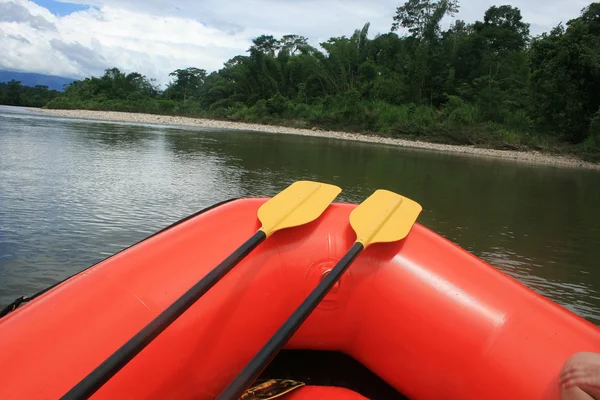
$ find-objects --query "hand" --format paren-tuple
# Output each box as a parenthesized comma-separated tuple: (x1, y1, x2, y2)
(560, 360, 600, 390)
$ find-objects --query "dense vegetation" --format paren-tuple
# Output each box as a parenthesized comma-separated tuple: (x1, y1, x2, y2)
(45, 1, 600, 159)
(0, 80, 61, 108)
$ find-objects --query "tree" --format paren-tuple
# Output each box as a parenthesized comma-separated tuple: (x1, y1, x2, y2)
(463, 6, 531, 121)
(319, 23, 371, 94)
(248, 35, 280, 55)
(7, 80, 22, 105)
(580, 2, 600, 35)
(279, 35, 310, 55)
(167, 67, 207, 102)
(125, 72, 159, 97)
(0, 80, 60, 107)
(475, 5, 530, 52)
(530, 3, 600, 142)
(392, 0, 459, 39)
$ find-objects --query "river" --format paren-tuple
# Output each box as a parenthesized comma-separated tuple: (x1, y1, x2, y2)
(1, 105, 600, 324)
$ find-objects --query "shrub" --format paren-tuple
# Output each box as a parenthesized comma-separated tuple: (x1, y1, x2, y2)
(443, 95, 480, 125)
(409, 104, 437, 128)
(266, 93, 288, 115)
(580, 108, 600, 161)
(373, 103, 408, 133)
(504, 109, 533, 132)
(589, 107, 600, 138)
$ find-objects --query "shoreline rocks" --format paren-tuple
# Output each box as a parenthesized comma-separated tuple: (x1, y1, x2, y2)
(36, 108, 600, 170)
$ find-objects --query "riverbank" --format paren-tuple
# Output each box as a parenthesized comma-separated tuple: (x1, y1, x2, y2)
(37, 109, 599, 170)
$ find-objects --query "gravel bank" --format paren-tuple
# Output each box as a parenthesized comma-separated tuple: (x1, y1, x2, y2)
(38, 109, 599, 170)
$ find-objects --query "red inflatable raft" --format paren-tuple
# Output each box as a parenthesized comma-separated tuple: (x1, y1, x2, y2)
(1, 198, 599, 399)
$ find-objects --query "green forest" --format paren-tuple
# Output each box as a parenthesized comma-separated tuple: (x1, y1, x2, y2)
(4, 1, 600, 159)
(0, 80, 61, 108)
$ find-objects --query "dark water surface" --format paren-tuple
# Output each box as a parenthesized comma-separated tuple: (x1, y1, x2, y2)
(1, 105, 600, 323)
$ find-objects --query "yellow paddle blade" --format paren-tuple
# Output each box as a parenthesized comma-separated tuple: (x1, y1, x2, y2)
(350, 189, 422, 248)
(258, 181, 341, 237)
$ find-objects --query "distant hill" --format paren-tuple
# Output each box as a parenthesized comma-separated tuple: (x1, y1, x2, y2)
(0, 71, 75, 91)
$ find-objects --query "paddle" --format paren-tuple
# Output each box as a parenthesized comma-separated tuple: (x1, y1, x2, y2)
(62, 180, 341, 400)
(216, 189, 422, 400)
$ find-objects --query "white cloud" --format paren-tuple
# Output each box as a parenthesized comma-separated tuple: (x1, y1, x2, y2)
(0, 0, 252, 85)
(0, 1, 56, 30)
(0, 0, 594, 86)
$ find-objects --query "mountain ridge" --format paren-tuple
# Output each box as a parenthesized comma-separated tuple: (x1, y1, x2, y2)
(0, 70, 75, 91)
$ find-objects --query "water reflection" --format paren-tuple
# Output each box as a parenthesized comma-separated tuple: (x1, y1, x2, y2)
(1, 106, 600, 325)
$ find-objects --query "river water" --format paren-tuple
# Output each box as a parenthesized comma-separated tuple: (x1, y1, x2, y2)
(1, 105, 600, 324)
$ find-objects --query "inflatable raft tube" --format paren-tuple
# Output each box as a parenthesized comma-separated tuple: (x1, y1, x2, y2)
(0, 198, 599, 399)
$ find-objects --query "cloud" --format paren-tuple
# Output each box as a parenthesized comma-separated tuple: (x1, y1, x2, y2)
(67, 0, 593, 39)
(50, 39, 108, 73)
(0, 0, 55, 30)
(0, 0, 250, 84)
(4, 32, 32, 44)
(0, 0, 594, 86)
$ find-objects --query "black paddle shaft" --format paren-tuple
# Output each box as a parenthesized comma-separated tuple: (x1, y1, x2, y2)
(217, 241, 364, 400)
(62, 230, 267, 400)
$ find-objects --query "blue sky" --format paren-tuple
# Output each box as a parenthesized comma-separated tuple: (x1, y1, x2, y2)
(0, 0, 595, 85)
(30, 0, 90, 16)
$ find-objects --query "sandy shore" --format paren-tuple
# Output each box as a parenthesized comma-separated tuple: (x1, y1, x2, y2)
(37, 109, 599, 170)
